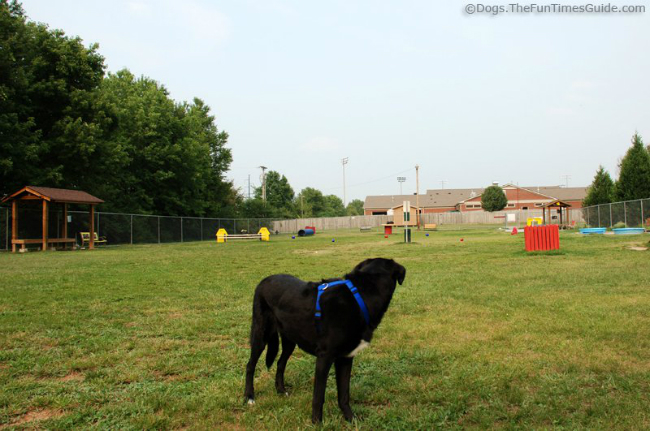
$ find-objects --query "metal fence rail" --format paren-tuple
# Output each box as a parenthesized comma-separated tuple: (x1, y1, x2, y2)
(0, 206, 280, 251)
(582, 198, 650, 228)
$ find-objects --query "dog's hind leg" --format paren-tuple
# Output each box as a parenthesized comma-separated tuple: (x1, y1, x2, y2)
(244, 294, 267, 405)
(335, 357, 355, 421)
(275, 336, 296, 395)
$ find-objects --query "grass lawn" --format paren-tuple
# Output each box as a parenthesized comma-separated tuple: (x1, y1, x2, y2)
(1, 228, 650, 429)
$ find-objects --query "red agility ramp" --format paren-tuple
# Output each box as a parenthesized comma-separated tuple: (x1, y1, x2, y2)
(524, 225, 560, 251)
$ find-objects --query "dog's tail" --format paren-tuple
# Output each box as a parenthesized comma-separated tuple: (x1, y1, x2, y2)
(251, 288, 280, 370)
(265, 330, 279, 369)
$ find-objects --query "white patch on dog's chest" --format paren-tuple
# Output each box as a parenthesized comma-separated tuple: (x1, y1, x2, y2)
(346, 340, 370, 358)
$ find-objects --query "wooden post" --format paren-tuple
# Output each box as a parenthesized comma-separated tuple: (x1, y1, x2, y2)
(42, 200, 48, 251)
(89, 205, 95, 250)
(63, 203, 68, 250)
(11, 200, 17, 253)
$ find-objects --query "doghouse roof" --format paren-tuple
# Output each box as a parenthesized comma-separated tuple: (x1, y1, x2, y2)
(1, 186, 104, 205)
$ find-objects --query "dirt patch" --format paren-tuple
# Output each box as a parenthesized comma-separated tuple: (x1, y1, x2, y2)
(60, 372, 84, 382)
(0, 409, 64, 429)
(628, 246, 648, 251)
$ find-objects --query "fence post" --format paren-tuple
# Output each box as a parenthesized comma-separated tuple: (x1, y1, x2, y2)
(181, 217, 184, 242)
(130, 215, 133, 245)
(641, 199, 645, 227)
(158, 217, 161, 244)
(609, 203, 613, 227)
(5, 207, 8, 251)
(201, 218, 204, 241)
(624, 201, 627, 227)
(586, 207, 589, 226)
(597, 205, 601, 227)
(98, 212, 100, 236)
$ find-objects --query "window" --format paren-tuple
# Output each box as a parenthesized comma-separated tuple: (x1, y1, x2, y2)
(534, 203, 544, 207)
(507, 203, 515, 208)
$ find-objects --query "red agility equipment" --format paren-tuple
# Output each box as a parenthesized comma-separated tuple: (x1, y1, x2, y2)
(524, 225, 560, 251)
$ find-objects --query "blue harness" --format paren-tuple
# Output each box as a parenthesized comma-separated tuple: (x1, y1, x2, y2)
(315, 280, 370, 330)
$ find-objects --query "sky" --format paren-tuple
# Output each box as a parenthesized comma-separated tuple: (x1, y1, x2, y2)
(20, 0, 650, 203)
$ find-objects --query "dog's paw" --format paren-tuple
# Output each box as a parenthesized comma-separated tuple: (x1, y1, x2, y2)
(245, 398, 255, 406)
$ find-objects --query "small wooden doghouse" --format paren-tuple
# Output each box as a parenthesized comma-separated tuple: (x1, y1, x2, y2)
(391, 204, 420, 227)
(541, 199, 572, 226)
(1, 186, 104, 252)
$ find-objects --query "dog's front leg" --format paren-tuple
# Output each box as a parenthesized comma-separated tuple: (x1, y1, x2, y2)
(311, 356, 334, 423)
(335, 357, 354, 421)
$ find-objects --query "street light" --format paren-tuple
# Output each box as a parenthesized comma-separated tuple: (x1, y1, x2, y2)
(342, 158, 349, 206)
(397, 177, 406, 195)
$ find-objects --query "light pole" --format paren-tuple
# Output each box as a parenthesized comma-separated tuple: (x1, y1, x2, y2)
(342, 157, 349, 206)
(397, 177, 406, 195)
(259, 166, 267, 204)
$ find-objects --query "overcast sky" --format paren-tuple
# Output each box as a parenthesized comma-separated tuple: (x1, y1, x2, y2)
(21, 0, 650, 202)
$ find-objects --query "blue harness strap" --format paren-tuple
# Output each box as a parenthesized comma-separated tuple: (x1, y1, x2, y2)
(315, 280, 370, 331)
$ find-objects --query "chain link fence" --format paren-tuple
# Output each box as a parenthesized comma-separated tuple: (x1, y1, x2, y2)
(0, 206, 279, 251)
(582, 198, 650, 228)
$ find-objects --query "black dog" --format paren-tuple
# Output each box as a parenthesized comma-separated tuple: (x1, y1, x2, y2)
(243, 258, 406, 423)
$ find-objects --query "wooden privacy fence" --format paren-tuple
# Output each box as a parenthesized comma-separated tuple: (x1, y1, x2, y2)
(272, 210, 585, 233)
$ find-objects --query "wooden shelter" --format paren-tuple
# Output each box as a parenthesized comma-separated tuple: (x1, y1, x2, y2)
(1, 186, 104, 252)
(541, 199, 572, 226)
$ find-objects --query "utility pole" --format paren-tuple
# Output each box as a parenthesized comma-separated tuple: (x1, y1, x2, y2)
(259, 166, 267, 204)
(416, 165, 420, 230)
(440, 180, 447, 190)
(342, 157, 349, 206)
(397, 177, 406, 195)
(247, 174, 251, 199)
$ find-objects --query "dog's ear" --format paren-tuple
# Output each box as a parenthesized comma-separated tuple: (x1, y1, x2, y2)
(351, 259, 373, 274)
(394, 262, 406, 285)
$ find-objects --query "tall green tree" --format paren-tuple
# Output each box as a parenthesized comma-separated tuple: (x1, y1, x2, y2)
(481, 185, 508, 212)
(0, 0, 106, 196)
(322, 195, 346, 217)
(297, 187, 325, 217)
(616, 133, 650, 201)
(583, 166, 615, 207)
(346, 199, 365, 216)
(254, 170, 295, 217)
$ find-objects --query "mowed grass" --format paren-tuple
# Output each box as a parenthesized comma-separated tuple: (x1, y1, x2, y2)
(1, 228, 650, 429)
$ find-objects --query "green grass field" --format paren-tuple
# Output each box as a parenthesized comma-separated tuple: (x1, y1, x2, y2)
(1, 228, 650, 429)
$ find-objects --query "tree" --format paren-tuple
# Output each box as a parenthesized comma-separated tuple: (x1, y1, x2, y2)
(346, 199, 365, 216)
(0, 0, 106, 196)
(616, 133, 650, 201)
(481, 185, 508, 212)
(322, 195, 346, 217)
(254, 170, 295, 217)
(297, 187, 325, 217)
(583, 166, 615, 207)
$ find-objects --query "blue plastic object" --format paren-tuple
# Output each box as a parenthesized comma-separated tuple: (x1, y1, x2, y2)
(613, 228, 645, 235)
(298, 229, 315, 237)
(580, 228, 606, 234)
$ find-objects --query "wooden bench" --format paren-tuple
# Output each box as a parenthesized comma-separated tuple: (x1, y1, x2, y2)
(424, 223, 437, 230)
(12, 238, 76, 252)
(79, 232, 107, 248)
(360, 226, 372, 232)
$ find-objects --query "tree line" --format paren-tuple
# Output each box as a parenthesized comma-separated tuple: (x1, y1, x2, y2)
(1, 1, 357, 220)
(241, 170, 365, 218)
(583, 133, 650, 206)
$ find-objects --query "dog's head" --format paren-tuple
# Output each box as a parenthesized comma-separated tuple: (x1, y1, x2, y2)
(350, 258, 406, 285)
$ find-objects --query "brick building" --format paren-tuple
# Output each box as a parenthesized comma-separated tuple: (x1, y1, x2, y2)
(364, 184, 587, 215)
